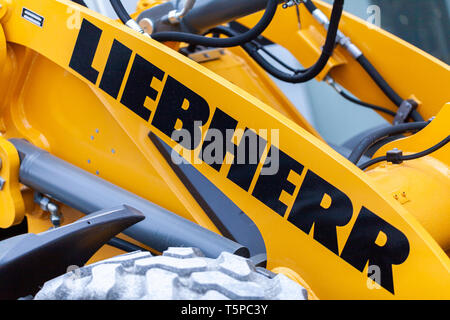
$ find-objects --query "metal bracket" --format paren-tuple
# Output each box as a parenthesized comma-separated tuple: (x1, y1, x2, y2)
(282, 0, 302, 9)
(386, 148, 404, 164)
(188, 47, 225, 63)
(393, 99, 418, 125)
(34, 192, 62, 228)
(0, 137, 26, 228)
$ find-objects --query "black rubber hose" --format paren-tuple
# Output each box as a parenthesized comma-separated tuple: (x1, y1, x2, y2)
(256, 43, 304, 73)
(303, 0, 422, 122)
(255, 0, 344, 83)
(303, 1, 405, 104)
(359, 135, 450, 170)
(338, 90, 396, 117)
(151, 0, 279, 48)
(348, 121, 429, 164)
(303, 0, 318, 13)
(356, 55, 422, 121)
(357, 53, 424, 122)
(209, 0, 344, 83)
(213, 25, 396, 117)
(208, 26, 307, 74)
(356, 55, 402, 106)
(110, 0, 133, 24)
(72, 0, 87, 7)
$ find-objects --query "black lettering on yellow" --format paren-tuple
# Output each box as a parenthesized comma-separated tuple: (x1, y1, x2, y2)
(69, 20, 411, 295)
(227, 129, 267, 191)
(121, 54, 164, 121)
(152, 76, 210, 150)
(69, 19, 102, 84)
(100, 39, 132, 99)
(253, 147, 304, 216)
(288, 170, 353, 255)
(340, 207, 410, 294)
(201, 108, 238, 171)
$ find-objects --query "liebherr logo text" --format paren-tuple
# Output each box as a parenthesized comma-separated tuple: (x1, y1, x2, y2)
(69, 19, 410, 294)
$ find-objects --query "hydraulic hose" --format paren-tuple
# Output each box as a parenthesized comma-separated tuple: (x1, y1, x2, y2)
(151, 0, 279, 48)
(324, 76, 397, 117)
(209, 0, 344, 83)
(348, 121, 429, 165)
(214, 26, 396, 117)
(71, 0, 87, 7)
(303, 0, 317, 12)
(359, 135, 450, 170)
(356, 55, 402, 107)
(338, 90, 397, 117)
(109, 0, 146, 34)
(257, 0, 344, 83)
(113, 0, 343, 83)
(357, 55, 423, 122)
(209, 26, 306, 75)
(109, 0, 132, 24)
(302, 0, 422, 122)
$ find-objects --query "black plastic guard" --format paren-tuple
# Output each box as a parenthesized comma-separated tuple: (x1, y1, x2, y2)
(0, 205, 144, 299)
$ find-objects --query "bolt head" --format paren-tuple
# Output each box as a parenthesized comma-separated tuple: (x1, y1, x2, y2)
(139, 18, 154, 35)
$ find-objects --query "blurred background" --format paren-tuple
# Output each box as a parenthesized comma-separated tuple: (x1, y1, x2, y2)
(84, 0, 450, 146)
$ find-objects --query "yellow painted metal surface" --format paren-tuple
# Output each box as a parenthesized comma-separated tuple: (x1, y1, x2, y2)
(198, 48, 322, 138)
(367, 104, 450, 252)
(0, 0, 447, 299)
(0, 137, 25, 228)
(368, 158, 450, 252)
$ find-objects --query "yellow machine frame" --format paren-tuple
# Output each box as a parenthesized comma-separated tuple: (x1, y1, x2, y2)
(0, 0, 448, 299)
